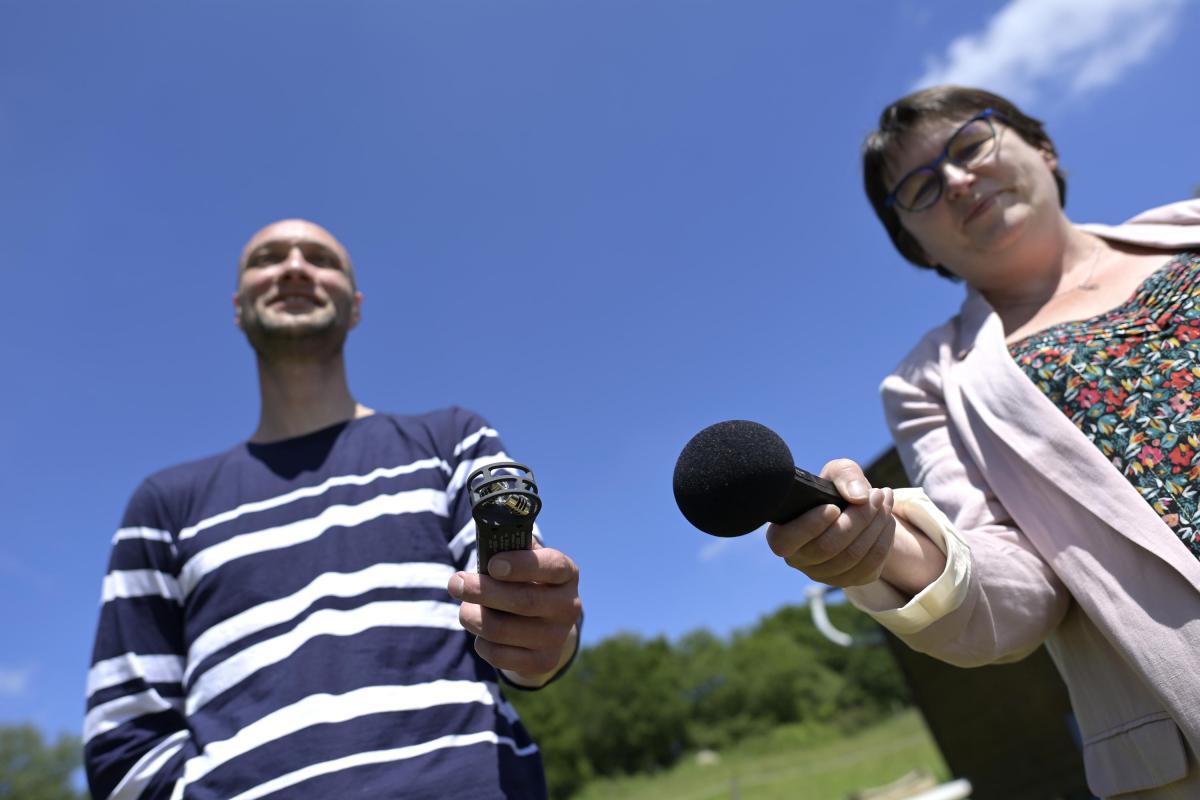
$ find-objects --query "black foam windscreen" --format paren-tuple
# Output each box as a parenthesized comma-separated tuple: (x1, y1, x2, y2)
(672, 420, 797, 537)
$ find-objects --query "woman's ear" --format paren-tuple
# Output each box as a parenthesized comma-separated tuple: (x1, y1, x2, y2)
(1040, 145, 1059, 172)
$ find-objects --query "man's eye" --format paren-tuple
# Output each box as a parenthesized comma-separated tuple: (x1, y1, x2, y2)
(247, 248, 282, 267)
(303, 247, 340, 269)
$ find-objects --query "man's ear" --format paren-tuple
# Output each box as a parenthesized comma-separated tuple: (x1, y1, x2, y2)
(233, 292, 244, 330)
(350, 292, 363, 329)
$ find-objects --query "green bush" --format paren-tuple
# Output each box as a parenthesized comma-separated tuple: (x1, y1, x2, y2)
(509, 599, 911, 798)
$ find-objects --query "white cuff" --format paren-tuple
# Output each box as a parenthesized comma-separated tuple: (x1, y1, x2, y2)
(843, 488, 971, 635)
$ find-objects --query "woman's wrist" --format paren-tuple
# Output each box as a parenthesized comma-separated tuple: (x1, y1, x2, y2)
(879, 514, 948, 599)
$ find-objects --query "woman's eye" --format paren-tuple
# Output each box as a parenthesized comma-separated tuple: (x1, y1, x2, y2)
(898, 172, 939, 208)
(954, 140, 984, 162)
(912, 179, 939, 206)
(950, 126, 993, 164)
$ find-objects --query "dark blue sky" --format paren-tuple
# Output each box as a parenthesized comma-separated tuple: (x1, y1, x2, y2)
(3, 0, 1198, 738)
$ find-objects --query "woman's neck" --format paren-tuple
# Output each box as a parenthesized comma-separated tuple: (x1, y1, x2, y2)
(979, 224, 1096, 314)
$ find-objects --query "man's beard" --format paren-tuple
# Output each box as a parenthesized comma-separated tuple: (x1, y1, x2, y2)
(241, 310, 349, 363)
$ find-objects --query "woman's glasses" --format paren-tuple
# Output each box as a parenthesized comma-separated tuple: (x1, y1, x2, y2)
(885, 108, 1001, 213)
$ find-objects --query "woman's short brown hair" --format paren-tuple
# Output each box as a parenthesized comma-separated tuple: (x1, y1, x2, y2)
(862, 85, 1067, 280)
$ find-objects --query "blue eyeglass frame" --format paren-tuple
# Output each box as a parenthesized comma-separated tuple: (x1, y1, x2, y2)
(884, 107, 1002, 212)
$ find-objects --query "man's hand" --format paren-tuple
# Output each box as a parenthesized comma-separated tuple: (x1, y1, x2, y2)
(766, 458, 897, 588)
(448, 543, 582, 687)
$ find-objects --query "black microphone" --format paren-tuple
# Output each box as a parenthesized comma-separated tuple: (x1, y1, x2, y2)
(468, 462, 541, 576)
(672, 420, 847, 537)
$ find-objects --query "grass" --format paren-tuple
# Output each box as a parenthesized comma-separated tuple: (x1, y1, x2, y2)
(569, 710, 950, 800)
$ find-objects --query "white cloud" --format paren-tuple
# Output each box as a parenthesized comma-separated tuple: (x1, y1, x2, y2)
(696, 527, 767, 562)
(0, 667, 32, 696)
(914, 0, 1184, 105)
(697, 536, 735, 562)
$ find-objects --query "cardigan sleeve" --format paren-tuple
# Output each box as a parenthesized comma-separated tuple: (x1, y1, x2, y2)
(844, 340, 1072, 667)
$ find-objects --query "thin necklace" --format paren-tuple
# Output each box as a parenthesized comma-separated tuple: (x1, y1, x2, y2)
(994, 237, 1104, 311)
(1072, 237, 1103, 292)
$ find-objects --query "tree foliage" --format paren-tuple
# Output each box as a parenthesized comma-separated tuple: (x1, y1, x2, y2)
(0, 724, 83, 800)
(509, 600, 912, 798)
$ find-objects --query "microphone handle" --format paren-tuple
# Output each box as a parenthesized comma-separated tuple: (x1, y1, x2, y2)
(768, 467, 849, 525)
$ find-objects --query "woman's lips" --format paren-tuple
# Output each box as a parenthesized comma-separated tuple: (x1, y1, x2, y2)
(964, 192, 999, 226)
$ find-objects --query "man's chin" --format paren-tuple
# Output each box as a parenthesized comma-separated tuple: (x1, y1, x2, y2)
(243, 319, 348, 360)
(261, 322, 333, 338)
(259, 309, 336, 332)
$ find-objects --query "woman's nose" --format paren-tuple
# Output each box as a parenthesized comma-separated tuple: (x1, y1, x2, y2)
(941, 162, 976, 198)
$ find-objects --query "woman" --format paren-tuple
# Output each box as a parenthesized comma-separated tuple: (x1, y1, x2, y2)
(766, 85, 1200, 799)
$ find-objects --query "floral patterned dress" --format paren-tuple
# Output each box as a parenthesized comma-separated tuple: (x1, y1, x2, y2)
(1008, 251, 1200, 560)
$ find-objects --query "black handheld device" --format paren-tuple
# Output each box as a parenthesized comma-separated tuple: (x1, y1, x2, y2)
(468, 462, 541, 575)
(672, 420, 847, 537)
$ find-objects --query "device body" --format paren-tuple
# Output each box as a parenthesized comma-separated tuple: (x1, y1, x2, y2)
(468, 462, 541, 575)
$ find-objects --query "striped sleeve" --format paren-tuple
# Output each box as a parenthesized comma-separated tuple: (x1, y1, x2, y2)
(444, 408, 544, 573)
(85, 479, 197, 800)
(441, 409, 576, 690)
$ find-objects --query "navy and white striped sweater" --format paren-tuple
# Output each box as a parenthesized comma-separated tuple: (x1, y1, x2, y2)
(85, 409, 551, 800)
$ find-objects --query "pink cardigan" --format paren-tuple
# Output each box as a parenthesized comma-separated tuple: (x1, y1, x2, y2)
(848, 200, 1200, 799)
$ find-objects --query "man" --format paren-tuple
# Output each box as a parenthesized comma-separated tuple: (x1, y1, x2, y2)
(84, 220, 582, 799)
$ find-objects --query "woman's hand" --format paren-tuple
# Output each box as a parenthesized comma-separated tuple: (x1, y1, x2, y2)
(767, 458, 947, 596)
(766, 458, 896, 588)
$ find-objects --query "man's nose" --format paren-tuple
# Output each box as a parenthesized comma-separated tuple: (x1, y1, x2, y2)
(280, 246, 313, 276)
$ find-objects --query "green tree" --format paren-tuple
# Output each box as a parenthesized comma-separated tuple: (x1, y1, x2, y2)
(756, 602, 910, 727)
(676, 628, 751, 749)
(511, 599, 915, 798)
(569, 634, 689, 775)
(508, 668, 595, 798)
(678, 626, 846, 750)
(0, 724, 84, 800)
(510, 633, 690, 797)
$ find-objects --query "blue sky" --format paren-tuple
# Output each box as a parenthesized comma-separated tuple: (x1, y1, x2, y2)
(3, 0, 1198, 740)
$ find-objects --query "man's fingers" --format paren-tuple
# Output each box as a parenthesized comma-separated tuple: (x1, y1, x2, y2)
(458, 603, 572, 650)
(449, 572, 581, 622)
(486, 547, 578, 585)
(474, 637, 567, 678)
